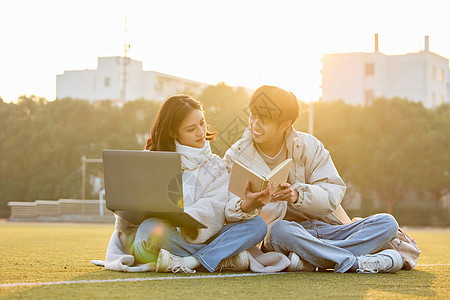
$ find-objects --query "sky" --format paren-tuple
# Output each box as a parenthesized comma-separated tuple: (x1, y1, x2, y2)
(1, 0, 449, 103)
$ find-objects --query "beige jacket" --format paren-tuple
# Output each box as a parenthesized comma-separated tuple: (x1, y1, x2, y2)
(116, 154, 229, 245)
(224, 126, 351, 228)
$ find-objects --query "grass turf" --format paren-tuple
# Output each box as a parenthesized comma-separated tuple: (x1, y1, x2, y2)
(0, 221, 448, 299)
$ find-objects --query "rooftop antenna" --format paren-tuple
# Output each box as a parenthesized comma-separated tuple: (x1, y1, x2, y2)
(122, 17, 131, 103)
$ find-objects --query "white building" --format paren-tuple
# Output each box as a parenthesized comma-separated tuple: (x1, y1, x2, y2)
(321, 35, 450, 108)
(56, 56, 210, 103)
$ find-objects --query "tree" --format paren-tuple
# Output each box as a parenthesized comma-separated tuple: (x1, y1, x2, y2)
(299, 98, 449, 216)
(1, 91, 449, 225)
(198, 83, 250, 156)
(347, 98, 436, 214)
(0, 96, 163, 212)
(0, 96, 45, 209)
(420, 104, 450, 200)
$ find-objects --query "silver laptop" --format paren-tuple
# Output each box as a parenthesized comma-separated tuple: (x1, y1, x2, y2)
(102, 150, 206, 228)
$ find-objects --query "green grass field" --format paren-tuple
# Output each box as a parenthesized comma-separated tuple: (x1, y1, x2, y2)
(0, 221, 449, 299)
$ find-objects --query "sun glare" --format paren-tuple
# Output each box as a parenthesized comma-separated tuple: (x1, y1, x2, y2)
(0, 0, 448, 103)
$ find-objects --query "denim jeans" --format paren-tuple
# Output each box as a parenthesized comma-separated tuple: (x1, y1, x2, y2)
(134, 216, 267, 272)
(264, 213, 398, 272)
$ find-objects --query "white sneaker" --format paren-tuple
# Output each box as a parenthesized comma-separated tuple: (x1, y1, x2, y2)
(287, 252, 316, 272)
(217, 251, 249, 272)
(356, 249, 404, 273)
(156, 249, 196, 274)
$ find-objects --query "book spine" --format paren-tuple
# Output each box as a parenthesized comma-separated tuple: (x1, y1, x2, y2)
(261, 180, 269, 191)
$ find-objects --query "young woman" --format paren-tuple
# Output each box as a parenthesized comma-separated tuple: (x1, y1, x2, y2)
(115, 94, 267, 273)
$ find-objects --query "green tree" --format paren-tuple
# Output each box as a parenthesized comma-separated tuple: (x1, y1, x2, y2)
(421, 104, 450, 200)
(0, 96, 45, 210)
(340, 98, 440, 214)
(198, 82, 250, 156)
(1, 91, 448, 225)
(0, 96, 163, 212)
(298, 98, 449, 217)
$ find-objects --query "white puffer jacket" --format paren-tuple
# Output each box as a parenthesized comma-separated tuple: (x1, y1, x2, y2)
(224, 126, 351, 228)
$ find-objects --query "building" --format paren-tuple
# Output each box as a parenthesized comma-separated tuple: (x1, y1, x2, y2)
(321, 34, 450, 108)
(56, 56, 210, 104)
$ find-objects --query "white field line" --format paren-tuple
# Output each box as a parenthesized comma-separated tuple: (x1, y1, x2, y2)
(0, 272, 286, 288)
(2, 263, 449, 289)
(416, 263, 450, 267)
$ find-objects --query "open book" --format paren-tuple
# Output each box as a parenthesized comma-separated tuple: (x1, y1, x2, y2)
(228, 158, 293, 199)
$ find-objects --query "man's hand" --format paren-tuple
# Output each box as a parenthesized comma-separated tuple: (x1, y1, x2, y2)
(271, 183, 299, 203)
(241, 181, 274, 212)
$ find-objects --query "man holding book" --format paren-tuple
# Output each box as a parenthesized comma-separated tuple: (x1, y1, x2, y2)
(224, 85, 404, 273)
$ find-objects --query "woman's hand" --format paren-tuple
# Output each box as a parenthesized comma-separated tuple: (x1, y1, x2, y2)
(271, 183, 299, 203)
(241, 181, 274, 212)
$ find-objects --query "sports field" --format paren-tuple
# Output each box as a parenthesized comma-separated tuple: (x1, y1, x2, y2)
(0, 221, 448, 299)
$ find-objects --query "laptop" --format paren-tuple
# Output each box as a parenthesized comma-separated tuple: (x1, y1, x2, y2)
(102, 150, 207, 228)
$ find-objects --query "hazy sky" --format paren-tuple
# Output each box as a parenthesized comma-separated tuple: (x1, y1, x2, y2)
(1, 0, 449, 103)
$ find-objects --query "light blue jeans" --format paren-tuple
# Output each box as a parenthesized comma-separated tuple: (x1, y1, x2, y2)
(135, 216, 267, 272)
(264, 213, 398, 272)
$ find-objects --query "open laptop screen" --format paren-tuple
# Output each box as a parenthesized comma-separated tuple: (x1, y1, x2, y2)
(102, 150, 206, 228)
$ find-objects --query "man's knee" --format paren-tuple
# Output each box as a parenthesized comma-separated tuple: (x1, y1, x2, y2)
(269, 220, 306, 244)
(270, 220, 289, 239)
(373, 213, 398, 240)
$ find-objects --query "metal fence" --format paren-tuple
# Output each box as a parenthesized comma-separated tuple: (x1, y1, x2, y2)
(7, 199, 114, 223)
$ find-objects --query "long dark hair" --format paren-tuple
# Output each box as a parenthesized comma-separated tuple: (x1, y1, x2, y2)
(145, 95, 216, 151)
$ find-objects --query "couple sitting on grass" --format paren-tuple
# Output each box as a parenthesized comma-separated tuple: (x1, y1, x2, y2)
(99, 85, 408, 274)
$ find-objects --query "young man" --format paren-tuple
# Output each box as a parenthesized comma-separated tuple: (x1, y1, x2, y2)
(224, 85, 403, 273)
